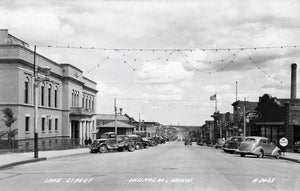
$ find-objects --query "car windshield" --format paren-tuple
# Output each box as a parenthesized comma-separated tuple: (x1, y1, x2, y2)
(100, 134, 116, 139)
(231, 137, 242, 142)
(244, 138, 256, 142)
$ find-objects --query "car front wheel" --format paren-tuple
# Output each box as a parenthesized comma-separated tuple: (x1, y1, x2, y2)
(128, 144, 135, 152)
(99, 145, 108, 153)
(275, 151, 281, 159)
(257, 150, 264, 158)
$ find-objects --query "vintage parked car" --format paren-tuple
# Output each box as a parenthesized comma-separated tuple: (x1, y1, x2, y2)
(148, 137, 158, 146)
(223, 136, 243, 153)
(215, 138, 226, 149)
(128, 135, 149, 149)
(292, 141, 300, 153)
(184, 137, 192, 146)
(237, 136, 281, 158)
(197, 139, 209, 146)
(90, 132, 135, 153)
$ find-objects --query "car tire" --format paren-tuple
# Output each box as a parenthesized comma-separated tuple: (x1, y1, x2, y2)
(257, 150, 264, 158)
(135, 144, 140, 150)
(128, 144, 135, 152)
(275, 151, 281, 159)
(297, 148, 300, 153)
(240, 153, 245, 157)
(98, 145, 108, 153)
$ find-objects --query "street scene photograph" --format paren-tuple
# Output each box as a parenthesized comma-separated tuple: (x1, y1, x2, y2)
(1, 0, 300, 191)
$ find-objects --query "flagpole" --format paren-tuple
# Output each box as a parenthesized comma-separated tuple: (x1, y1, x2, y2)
(215, 93, 217, 112)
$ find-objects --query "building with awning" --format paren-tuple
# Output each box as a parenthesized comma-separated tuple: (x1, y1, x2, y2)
(93, 121, 134, 138)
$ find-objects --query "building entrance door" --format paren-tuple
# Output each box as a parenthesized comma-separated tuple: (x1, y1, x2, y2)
(71, 121, 79, 139)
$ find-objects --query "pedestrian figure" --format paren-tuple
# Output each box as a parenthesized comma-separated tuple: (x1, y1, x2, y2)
(84, 139, 88, 146)
(88, 137, 92, 145)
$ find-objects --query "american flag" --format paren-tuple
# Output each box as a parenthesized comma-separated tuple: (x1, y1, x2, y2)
(210, 94, 216, 101)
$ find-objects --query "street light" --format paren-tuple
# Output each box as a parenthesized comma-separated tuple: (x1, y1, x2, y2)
(114, 98, 123, 145)
(33, 46, 51, 158)
(237, 103, 247, 138)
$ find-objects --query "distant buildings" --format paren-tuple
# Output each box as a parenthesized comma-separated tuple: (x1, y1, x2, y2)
(204, 63, 300, 149)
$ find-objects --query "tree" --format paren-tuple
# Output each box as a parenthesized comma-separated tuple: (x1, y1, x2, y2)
(1, 108, 17, 148)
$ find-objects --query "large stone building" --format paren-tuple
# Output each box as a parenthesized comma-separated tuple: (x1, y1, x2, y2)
(0, 29, 98, 150)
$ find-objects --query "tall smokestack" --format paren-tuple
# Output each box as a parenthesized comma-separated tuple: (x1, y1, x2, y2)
(291, 63, 297, 99)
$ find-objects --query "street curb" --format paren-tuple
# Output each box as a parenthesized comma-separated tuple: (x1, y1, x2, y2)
(280, 156, 300, 163)
(46, 151, 90, 160)
(0, 157, 47, 170)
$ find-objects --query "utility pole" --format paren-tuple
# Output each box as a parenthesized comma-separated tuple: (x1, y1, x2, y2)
(243, 97, 246, 138)
(33, 45, 38, 158)
(235, 81, 238, 102)
(114, 98, 118, 144)
(139, 113, 141, 132)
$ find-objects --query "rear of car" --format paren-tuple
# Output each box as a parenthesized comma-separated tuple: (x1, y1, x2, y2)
(215, 138, 225, 149)
(238, 136, 281, 158)
(223, 137, 243, 153)
(238, 137, 258, 157)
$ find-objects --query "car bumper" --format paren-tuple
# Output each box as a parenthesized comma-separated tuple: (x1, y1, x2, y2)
(223, 148, 238, 152)
(237, 150, 256, 155)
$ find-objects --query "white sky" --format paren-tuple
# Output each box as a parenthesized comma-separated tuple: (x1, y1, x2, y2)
(1, 0, 300, 125)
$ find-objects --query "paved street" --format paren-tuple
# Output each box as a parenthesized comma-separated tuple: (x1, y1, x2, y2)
(0, 142, 300, 191)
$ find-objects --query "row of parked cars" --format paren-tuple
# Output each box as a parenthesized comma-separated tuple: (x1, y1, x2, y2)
(90, 132, 166, 153)
(214, 136, 282, 159)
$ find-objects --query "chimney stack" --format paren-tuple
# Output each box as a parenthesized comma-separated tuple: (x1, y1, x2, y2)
(291, 63, 297, 99)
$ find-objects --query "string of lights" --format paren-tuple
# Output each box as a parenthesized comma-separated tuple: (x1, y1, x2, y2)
(244, 50, 290, 85)
(120, 50, 174, 63)
(117, 97, 234, 112)
(86, 56, 110, 74)
(182, 49, 240, 64)
(41, 44, 300, 85)
(44, 44, 299, 52)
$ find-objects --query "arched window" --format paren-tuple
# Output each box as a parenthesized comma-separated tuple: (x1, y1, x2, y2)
(41, 83, 45, 106)
(71, 90, 74, 106)
(89, 98, 91, 110)
(48, 84, 52, 107)
(54, 86, 58, 108)
(82, 94, 85, 108)
(85, 96, 88, 109)
(24, 77, 30, 104)
(91, 98, 94, 112)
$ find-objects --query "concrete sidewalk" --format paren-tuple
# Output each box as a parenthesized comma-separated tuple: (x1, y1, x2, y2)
(0, 148, 90, 170)
(280, 152, 300, 163)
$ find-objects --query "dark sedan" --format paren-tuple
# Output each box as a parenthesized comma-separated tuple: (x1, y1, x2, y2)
(223, 136, 243, 153)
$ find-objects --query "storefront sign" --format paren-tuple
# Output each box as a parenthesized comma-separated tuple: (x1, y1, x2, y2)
(279, 137, 288, 147)
(245, 111, 262, 121)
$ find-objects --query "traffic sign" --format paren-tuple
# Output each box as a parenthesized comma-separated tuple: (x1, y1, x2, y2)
(279, 137, 288, 147)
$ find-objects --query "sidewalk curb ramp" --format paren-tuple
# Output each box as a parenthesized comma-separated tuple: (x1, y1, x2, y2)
(0, 157, 47, 170)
